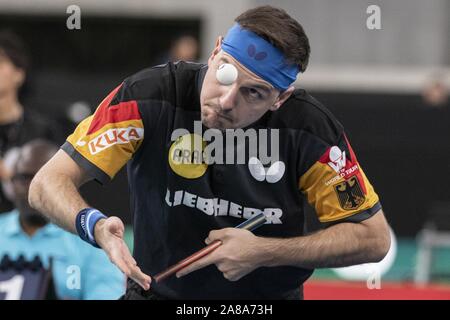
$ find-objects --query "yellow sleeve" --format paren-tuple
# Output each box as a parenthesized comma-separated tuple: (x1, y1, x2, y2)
(299, 134, 381, 224)
(62, 84, 144, 183)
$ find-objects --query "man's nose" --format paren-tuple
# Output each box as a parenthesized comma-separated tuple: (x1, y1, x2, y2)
(218, 85, 239, 112)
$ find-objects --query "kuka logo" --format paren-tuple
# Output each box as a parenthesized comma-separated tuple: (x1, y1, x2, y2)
(79, 127, 144, 154)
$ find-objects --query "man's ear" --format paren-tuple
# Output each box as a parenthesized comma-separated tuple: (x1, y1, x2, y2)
(207, 36, 223, 66)
(269, 85, 295, 111)
(13, 68, 25, 88)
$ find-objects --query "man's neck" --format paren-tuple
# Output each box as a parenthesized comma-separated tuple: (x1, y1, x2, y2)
(0, 92, 23, 125)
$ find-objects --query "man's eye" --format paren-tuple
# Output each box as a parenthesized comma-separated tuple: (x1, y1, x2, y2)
(246, 88, 262, 99)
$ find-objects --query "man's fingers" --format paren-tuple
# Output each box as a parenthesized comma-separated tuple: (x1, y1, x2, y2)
(109, 250, 131, 276)
(118, 256, 151, 290)
(119, 242, 151, 290)
(107, 239, 151, 290)
(119, 243, 137, 266)
(123, 254, 152, 288)
(129, 265, 152, 290)
(176, 251, 220, 278)
(207, 228, 236, 244)
(208, 229, 225, 242)
(113, 255, 150, 290)
(95, 216, 150, 290)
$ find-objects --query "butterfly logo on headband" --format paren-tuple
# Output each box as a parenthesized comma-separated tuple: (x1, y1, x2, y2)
(247, 44, 267, 61)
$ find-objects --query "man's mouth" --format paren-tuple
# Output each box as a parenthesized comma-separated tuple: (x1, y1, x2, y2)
(217, 112, 232, 122)
(205, 105, 232, 122)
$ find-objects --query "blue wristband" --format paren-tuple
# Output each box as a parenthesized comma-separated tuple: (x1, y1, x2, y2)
(75, 208, 107, 248)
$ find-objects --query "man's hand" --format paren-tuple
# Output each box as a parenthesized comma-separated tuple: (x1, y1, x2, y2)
(95, 217, 151, 290)
(176, 228, 267, 281)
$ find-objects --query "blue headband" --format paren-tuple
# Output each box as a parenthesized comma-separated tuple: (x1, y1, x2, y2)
(221, 23, 299, 91)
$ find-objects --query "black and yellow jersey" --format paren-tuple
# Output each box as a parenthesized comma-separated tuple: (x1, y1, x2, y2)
(62, 61, 381, 299)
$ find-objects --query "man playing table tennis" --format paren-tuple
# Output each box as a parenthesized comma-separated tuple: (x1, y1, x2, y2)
(28, 6, 391, 299)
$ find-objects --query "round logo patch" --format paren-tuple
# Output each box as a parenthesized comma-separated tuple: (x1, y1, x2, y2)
(168, 134, 208, 179)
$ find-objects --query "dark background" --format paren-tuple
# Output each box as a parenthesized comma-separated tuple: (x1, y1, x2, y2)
(311, 92, 450, 236)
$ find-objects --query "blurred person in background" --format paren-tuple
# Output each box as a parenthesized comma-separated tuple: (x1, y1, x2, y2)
(155, 34, 199, 64)
(0, 139, 125, 299)
(0, 30, 61, 213)
(421, 74, 449, 109)
(169, 35, 199, 62)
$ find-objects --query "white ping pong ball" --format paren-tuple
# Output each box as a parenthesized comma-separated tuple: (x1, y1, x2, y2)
(216, 63, 238, 85)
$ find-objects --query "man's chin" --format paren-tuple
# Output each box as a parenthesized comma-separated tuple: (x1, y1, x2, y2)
(201, 116, 237, 130)
(202, 116, 221, 129)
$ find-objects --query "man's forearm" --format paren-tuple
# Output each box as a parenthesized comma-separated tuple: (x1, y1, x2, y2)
(29, 170, 89, 233)
(257, 216, 390, 269)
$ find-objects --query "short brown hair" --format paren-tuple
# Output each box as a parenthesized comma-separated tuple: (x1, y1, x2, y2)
(235, 5, 310, 72)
